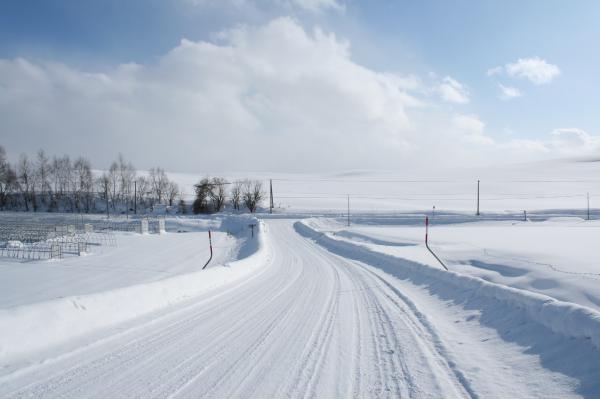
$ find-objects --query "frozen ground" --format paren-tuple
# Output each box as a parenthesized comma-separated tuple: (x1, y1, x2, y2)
(1, 160, 600, 398)
(171, 159, 600, 214)
(0, 230, 237, 308)
(307, 216, 600, 312)
(1, 219, 599, 398)
(0, 215, 264, 362)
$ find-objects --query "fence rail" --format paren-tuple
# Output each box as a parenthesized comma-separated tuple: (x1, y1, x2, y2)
(0, 214, 166, 260)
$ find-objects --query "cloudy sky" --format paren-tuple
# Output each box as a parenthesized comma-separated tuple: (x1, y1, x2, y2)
(0, 0, 599, 172)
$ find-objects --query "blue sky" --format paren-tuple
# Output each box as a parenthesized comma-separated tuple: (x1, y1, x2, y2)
(335, 0, 600, 141)
(1, 0, 598, 171)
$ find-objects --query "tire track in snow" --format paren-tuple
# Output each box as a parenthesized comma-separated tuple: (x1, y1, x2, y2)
(275, 234, 341, 398)
(2, 220, 476, 398)
(338, 257, 416, 397)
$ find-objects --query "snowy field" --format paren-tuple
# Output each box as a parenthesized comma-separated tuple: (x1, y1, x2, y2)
(0, 214, 265, 365)
(1, 161, 599, 398)
(172, 159, 600, 214)
(307, 216, 600, 312)
(0, 230, 237, 308)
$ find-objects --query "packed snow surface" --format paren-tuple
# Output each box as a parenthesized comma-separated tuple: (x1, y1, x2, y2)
(0, 230, 236, 308)
(1, 219, 599, 398)
(1, 160, 600, 397)
(0, 215, 266, 362)
(309, 217, 600, 312)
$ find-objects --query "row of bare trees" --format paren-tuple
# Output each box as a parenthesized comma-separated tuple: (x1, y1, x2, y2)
(193, 178, 264, 214)
(0, 146, 180, 214)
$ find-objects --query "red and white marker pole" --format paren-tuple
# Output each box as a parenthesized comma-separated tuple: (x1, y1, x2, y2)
(203, 230, 214, 270)
(424, 216, 447, 271)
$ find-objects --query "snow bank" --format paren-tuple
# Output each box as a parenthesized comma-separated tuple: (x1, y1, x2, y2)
(295, 220, 600, 350)
(0, 217, 270, 362)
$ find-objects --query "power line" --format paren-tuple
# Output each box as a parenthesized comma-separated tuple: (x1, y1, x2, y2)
(274, 194, 591, 201)
(270, 178, 600, 184)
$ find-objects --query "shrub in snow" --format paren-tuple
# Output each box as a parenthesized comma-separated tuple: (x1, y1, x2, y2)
(242, 179, 264, 213)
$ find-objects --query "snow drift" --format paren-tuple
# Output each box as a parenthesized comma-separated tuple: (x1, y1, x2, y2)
(295, 220, 600, 351)
(0, 216, 270, 362)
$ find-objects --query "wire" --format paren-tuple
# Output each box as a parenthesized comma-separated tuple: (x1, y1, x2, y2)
(271, 178, 600, 184)
(274, 194, 590, 201)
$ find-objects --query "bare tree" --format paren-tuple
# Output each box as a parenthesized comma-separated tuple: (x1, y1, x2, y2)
(136, 176, 150, 210)
(35, 149, 51, 202)
(50, 155, 60, 194)
(117, 154, 136, 208)
(178, 193, 187, 214)
(0, 146, 12, 208)
(149, 167, 169, 204)
(17, 154, 34, 211)
(193, 177, 212, 214)
(242, 179, 263, 213)
(97, 172, 111, 209)
(230, 180, 242, 211)
(210, 177, 228, 212)
(4, 166, 17, 209)
(50, 155, 72, 203)
(167, 181, 179, 207)
(73, 157, 93, 212)
(108, 161, 119, 208)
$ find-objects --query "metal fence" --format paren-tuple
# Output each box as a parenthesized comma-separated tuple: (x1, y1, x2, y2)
(0, 242, 62, 260)
(0, 214, 167, 260)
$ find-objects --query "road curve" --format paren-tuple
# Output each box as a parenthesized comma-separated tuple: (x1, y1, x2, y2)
(0, 220, 471, 398)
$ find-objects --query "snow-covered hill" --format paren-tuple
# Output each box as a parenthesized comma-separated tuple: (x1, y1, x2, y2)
(170, 158, 600, 213)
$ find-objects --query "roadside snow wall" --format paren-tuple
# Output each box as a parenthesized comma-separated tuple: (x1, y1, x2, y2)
(295, 220, 600, 351)
(0, 216, 269, 362)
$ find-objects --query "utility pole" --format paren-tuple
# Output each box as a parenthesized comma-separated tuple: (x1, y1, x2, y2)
(105, 186, 109, 219)
(347, 195, 350, 227)
(269, 179, 273, 214)
(134, 180, 137, 215)
(476, 179, 480, 216)
(587, 192, 590, 220)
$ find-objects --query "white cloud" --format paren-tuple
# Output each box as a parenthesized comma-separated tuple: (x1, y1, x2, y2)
(506, 57, 560, 84)
(187, 0, 344, 13)
(498, 83, 522, 100)
(186, 0, 246, 7)
(453, 114, 484, 134)
(0, 18, 424, 172)
(501, 128, 600, 158)
(437, 76, 469, 104)
(549, 128, 600, 153)
(453, 114, 494, 144)
(488, 57, 560, 85)
(486, 66, 502, 77)
(290, 0, 344, 13)
(2, 18, 589, 172)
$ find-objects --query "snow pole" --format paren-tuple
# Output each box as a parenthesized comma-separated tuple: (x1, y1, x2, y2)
(476, 179, 480, 216)
(202, 230, 213, 270)
(425, 216, 448, 271)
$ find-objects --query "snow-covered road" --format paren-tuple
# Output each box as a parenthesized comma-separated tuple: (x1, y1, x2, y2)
(0, 220, 592, 398)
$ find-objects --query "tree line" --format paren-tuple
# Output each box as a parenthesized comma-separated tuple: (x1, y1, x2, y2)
(192, 178, 264, 214)
(0, 146, 179, 214)
(0, 146, 266, 214)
